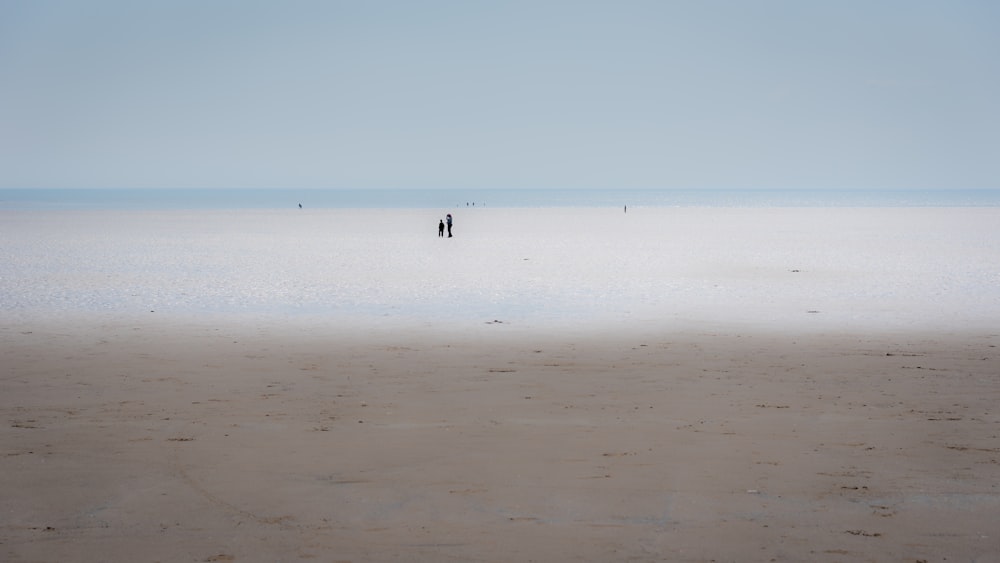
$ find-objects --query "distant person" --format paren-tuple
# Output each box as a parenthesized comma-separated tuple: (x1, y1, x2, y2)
(438, 219, 445, 237)
(446, 213, 453, 237)
(298, 203, 302, 209)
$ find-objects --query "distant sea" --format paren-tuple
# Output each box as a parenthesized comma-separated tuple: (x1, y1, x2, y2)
(2, 188, 999, 210)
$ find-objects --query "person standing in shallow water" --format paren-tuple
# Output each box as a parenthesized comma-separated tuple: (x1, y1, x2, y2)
(446, 214, 453, 237)
(438, 219, 445, 237)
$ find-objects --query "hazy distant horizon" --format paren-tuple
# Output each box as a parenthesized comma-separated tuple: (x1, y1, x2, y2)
(4, 187, 999, 211)
(5, 186, 1000, 195)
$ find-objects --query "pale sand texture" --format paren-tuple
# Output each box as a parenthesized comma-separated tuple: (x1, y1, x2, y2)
(2, 317, 998, 562)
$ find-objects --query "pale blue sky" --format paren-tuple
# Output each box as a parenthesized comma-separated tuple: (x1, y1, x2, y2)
(2, 0, 998, 190)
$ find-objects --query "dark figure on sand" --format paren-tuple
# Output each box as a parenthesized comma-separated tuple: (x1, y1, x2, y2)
(438, 220, 445, 237)
(446, 214, 453, 237)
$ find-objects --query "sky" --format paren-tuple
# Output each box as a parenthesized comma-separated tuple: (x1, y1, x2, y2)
(1, 0, 998, 191)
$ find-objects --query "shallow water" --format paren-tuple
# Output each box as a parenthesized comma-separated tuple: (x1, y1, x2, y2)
(2, 207, 999, 332)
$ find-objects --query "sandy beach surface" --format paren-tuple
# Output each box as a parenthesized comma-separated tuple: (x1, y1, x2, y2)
(3, 207, 999, 561)
(3, 316, 998, 562)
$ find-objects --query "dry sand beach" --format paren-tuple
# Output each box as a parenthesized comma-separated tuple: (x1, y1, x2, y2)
(3, 207, 1000, 562)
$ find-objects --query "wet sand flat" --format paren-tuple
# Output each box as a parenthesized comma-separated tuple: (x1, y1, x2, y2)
(3, 318, 998, 562)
